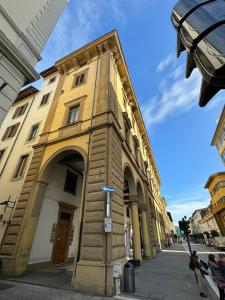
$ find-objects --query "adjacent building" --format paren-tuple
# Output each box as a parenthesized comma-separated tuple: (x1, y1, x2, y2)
(211, 105, 225, 165)
(205, 172, 225, 235)
(199, 206, 221, 236)
(0, 0, 67, 124)
(0, 31, 166, 296)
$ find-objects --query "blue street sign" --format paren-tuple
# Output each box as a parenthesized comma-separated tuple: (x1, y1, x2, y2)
(102, 186, 115, 193)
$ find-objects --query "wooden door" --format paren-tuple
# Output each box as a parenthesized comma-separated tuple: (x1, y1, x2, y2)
(53, 212, 71, 264)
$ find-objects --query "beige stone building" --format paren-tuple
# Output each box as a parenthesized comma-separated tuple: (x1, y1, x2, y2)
(0, 31, 166, 296)
(205, 172, 225, 236)
(199, 206, 221, 236)
(211, 105, 225, 165)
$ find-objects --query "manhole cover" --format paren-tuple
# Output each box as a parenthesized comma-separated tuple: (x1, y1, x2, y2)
(0, 283, 15, 290)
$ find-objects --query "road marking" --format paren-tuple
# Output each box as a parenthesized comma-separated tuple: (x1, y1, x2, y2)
(162, 250, 186, 253)
(114, 295, 142, 300)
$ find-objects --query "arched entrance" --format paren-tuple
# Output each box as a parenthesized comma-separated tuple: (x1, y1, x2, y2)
(28, 148, 86, 272)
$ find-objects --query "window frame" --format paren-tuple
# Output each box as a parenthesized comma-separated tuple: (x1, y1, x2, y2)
(48, 76, 56, 84)
(13, 154, 29, 179)
(72, 69, 88, 88)
(2, 123, 20, 141)
(0, 148, 6, 162)
(12, 103, 28, 119)
(27, 123, 40, 142)
(40, 93, 51, 106)
(67, 105, 80, 125)
(64, 169, 78, 195)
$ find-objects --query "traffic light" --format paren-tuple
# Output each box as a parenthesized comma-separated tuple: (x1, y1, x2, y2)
(179, 218, 191, 236)
(171, 0, 225, 107)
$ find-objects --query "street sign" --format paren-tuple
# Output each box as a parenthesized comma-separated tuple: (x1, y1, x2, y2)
(104, 217, 112, 232)
(102, 186, 115, 193)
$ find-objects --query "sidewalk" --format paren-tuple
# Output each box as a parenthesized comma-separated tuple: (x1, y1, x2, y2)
(129, 243, 215, 300)
(0, 244, 217, 299)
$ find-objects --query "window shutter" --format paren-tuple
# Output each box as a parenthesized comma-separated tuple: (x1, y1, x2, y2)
(11, 123, 20, 138)
(21, 103, 28, 114)
(2, 127, 10, 141)
(12, 107, 20, 119)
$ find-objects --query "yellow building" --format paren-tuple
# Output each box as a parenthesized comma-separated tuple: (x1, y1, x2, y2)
(211, 105, 225, 165)
(205, 172, 225, 235)
(0, 31, 165, 296)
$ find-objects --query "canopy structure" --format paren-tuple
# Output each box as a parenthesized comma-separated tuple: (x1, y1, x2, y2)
(171, 0, 225, 107)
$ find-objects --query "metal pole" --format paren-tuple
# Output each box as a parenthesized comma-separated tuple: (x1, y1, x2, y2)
(186, 234, 192, 255)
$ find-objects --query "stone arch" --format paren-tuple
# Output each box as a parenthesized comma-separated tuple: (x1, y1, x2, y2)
(123, 163, 136, 199)
(136, 180, 144, 204)
(28, 146, 87, 270)
(38, 146, 87, 182)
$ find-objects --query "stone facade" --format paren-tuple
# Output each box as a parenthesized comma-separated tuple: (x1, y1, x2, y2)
(205, 172, 225, 236)
(0, 31, 167, 296)
(211, 106, 225, 165)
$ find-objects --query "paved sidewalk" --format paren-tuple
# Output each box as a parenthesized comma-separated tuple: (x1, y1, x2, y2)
(130, 243, 215, 300)
(0, 244, 217, 299)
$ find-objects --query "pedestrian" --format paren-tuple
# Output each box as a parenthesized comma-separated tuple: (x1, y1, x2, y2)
(208, 254, 225, 300)
(218, 254, 225, 278)
(192, 250, 207, 298)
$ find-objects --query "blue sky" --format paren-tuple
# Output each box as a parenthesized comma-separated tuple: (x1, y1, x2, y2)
(36, 0, 224, 224)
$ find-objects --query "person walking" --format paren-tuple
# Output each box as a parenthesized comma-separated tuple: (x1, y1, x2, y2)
(208, 254, 225, 300)
(192, 251, 207, 298)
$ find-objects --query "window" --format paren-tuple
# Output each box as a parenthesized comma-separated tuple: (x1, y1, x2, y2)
(40, 93, 50, 106)
(13, 103, 28, 118)
(64, 170, 78, 195)
(2, 123, 20, 141)
(27, 123, 39, 141)
(68, 106, 80, 124)
(13, 154, 29, 179)
(73, 71, 87, 87)
(48, 76, 56, 84)
(124, 122, 130, 145)
(0, 149, 5, 161)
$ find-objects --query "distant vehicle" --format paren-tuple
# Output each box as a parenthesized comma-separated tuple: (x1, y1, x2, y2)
(214, 237, 225, 251)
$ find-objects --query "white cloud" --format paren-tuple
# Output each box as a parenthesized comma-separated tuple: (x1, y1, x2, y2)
(156, 53, 174, 72)
(142, 53, 224, 128)
(166, 188, 210, 225)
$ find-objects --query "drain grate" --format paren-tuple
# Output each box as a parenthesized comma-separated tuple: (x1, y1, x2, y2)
(0, 282, 15, 290)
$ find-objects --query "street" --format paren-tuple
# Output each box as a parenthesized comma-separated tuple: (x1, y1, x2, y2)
(0, 243, 219, 300)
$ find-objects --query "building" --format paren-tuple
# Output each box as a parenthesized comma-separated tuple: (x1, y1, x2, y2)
(211, 106, 225, 165)
(199, 206, 221, 236)
(189, 209, 205, 235)
(0, 68, 60, 242)
(0, 31, 166, 296)
(0, 0, 67, 124)
(205, 172, 225, 235)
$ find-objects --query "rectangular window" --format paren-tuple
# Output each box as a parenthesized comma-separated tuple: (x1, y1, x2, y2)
(14, 154, 29, 179)
(28, 123, 39, 141)
(13, 103, 28, 118)
(64, 170, 78, 195)
(68, 106, 80, 124)
(40, 93, 50, 106)
(0, 149, 5, 161)
(73, 72, 86, 87)
(48, 76, 56, 84)
(2, 123, 20, 141)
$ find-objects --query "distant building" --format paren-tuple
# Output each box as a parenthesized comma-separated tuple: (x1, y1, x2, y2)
(190, 209, 205, 234)
(199, 206, 221, 236)
(205, 172, 225, 235)
(0, 0, 67, 124)
(211, 106, 225, 165)
(0, 67, 59, 243)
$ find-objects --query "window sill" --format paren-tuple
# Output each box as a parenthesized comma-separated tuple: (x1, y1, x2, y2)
(71, 82, 87, 89)
(11, 176, 24, 182)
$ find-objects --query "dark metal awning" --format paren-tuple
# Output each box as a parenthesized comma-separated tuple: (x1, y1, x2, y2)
(171, 0, 225, 106)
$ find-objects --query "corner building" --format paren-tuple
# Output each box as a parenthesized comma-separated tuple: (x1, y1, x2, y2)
(0, 31, 164, 295)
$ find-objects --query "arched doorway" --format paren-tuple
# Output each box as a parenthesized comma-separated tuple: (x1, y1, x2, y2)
(137, 181, 144, 254)
(28, 149, 86, 271)
(123, 166, 136, 258)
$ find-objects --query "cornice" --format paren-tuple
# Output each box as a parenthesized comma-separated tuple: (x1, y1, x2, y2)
(0, 4, 41, 61)
(0, 31, 40, 84)
(211, 105, 225, 146)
